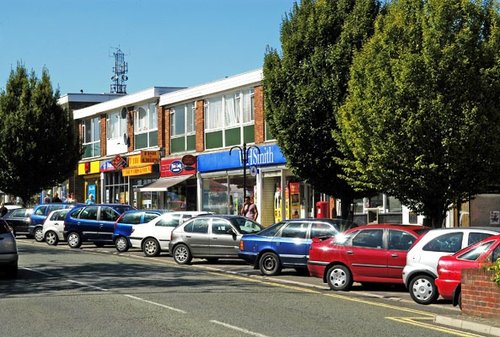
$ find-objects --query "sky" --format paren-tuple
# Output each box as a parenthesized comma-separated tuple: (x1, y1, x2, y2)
(0, 0, 296, 95)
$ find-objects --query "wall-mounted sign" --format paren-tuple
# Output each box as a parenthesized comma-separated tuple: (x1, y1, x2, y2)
(197, 144, 286, 173)
(78, 161, 100, 175)
(141, 150, 160, 164)
(111, 154, 127, 170)
(122, 165, 153, 177)
(161, 157, 197, 177)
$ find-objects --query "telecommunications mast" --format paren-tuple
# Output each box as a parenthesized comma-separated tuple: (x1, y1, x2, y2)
(110, 48, 128, 94)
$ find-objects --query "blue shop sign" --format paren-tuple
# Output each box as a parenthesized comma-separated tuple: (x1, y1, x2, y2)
(198, 144, 286, 173)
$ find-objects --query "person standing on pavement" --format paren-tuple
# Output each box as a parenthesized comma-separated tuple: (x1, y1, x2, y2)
(0, 203, 8, 217)
(52, 193, 62, 203)
(241, 196, 258, 221)
(85, 194, 95, 205)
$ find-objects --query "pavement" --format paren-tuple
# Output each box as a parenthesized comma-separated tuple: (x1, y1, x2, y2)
(434, 314, 500, 337)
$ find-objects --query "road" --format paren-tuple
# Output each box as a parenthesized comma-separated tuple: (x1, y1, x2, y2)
(0, 239, 492, 337)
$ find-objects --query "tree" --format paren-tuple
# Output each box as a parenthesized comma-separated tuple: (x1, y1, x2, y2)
(263, 0, 380, 218)
(336, 0, 500, 227)
(0, 64, 81, 204)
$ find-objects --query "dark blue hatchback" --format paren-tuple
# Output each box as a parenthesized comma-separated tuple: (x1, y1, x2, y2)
(239, 218, 358, 276)
(113, 209, 166, 252)
(64, 204, 134, 248)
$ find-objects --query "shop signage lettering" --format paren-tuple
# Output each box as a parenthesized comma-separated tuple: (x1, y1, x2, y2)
(160, 157, 197, 177)
(197, 144, 286, 173)
(122, 165, 153, 177)
(111, 155, 127, 170)
(141, 150, 160, 163)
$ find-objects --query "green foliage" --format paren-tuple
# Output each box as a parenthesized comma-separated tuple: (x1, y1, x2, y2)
(336, 0, 500, 227)
(0, 63, 81, 204)
(263, 0, 380, 212)
(486, 258, 500, 287)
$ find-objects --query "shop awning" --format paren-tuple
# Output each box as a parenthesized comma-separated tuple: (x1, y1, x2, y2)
(139, 175, 193, 192)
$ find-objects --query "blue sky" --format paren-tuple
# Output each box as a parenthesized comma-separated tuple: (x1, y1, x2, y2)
(0, 0, 296, 95)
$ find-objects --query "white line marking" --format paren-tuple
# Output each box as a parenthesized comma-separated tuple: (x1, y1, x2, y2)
(67, 279, 108, 291)
(21, 267, 53, 277)
(124, 294, 187, 314)
(210, 320, 271, 337)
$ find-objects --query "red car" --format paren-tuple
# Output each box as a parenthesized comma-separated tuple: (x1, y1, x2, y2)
(435, 234, 500, 306)
(307, 224, 429, 291)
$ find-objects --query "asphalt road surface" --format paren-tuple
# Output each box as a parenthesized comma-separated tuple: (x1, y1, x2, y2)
(0, 240, 493, 337)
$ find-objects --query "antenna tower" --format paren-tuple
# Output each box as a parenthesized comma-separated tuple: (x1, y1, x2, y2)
(110, 48, 128, 94)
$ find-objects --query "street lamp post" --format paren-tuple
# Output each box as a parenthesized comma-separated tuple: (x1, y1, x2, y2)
(230, 143, 261, 199)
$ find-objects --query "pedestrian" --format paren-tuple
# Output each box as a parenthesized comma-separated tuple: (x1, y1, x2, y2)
(67, 193, 76, 203)
(0, 203, 8, 217)
(85, 194, 95, 205)
(52, 193, 62, 203)
(241, 196, 258, 221)
(44, 194, 51, 203)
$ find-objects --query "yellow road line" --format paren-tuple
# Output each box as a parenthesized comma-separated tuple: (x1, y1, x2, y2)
(386, 317, 486, 337)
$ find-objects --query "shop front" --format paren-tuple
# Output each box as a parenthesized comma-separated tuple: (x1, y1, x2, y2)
(78, 160, 101, 203)
(197, 143, 313, 226)
(138, 155, 197, 211)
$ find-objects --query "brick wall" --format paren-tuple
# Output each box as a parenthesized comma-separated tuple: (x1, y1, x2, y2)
(100, 114, 107, 156)
(254, 85, 264, 144)
(461, 268, 500, 319)
(195, 99, 205, 152)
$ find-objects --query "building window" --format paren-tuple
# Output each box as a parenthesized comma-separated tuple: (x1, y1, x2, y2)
(170, 102, 195, 153)
(204, 88, 255, 150)
(82, 117, 100, 158)
(134, 103, 158, 149)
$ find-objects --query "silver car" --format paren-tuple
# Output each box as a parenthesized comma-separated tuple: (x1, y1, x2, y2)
(169, 215, 263, 264)
(0, 219, 18, 278)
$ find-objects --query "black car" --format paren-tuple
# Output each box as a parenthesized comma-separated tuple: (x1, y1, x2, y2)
(3, 208, 34, 238)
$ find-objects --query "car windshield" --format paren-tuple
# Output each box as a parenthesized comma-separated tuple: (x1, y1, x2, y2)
(232, 218, 263, 234)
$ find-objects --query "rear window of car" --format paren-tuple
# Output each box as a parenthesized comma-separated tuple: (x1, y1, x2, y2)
(423, 232, 463, 253)
(458, 241, 494, 261)
(157, 214, 182, 227)
(468, 232, 495, 246)
(34, 205, 48, 215)
(119, 212, 143, 224)
(258, 222, 286, 237)
(50, 209, 69, 221)
(184, 218, 209, 233)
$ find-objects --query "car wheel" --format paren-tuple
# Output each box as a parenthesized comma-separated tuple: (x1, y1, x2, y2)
(143, 238, 160, 257)
(409, 275, 439, 305)
(5, 262, 18, 279)
(326, 265, 352, 291)
(34, 227, 44, 242)
(115, 236, 129, 253)
(67, 232, 82, 248)
(44, 231, 59, 246)
(259, 252, 282, 276)
(173, 244, 192, 265)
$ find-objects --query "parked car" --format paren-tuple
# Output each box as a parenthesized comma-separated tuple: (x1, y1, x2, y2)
(169, 215, 263, 264)
(42, 209, 72, 246)
(239, 218, 358, 276)
(402, 227, 500, 305)
(435, 234, 500, 306)
(3, 208, 34, 238)
(113, 209, 167, 253)
(31, 203, 79, 242)
(64, 204, 135, 248)
(308, 224, 429, 291)
(0, 219, 18, 278)
(128, 211, 212, 256)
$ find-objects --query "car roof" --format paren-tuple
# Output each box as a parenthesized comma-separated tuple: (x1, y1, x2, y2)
(346, 223, 428, 232)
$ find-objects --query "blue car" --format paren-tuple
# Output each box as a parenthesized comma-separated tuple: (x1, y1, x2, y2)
(64, 203, 135, 248)
(239, 218, 358, 276)
(113, 209, 166, 252)
(31, 203, 80, 242)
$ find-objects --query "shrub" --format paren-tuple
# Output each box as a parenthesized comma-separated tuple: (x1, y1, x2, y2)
(486, 258, 500, 287)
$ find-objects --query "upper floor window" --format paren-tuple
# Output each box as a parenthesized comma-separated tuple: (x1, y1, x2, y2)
(82, 117, 100, 158)
(134, 103, 158, 149)
(170, 102, 195, 153)
(205, 88, 255, 149)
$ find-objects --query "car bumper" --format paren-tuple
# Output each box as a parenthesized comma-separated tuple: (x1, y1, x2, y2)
(0, 252, 18, 264)
(238, 252, 258, 265)
(435, 278, 459, 300)
(307, 261, 327, 279)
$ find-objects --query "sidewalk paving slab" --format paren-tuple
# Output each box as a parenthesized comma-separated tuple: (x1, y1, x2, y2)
(435, 314, 500, 337)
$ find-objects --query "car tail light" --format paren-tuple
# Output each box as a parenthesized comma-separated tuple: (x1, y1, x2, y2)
(239, 240, 244, 250)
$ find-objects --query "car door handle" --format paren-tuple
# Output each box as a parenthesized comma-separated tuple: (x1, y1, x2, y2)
(391, 253, 399, 258)
(185, 235, 191, 238)
(212, 237, 218, 240)
(346, 250, 353, 255)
